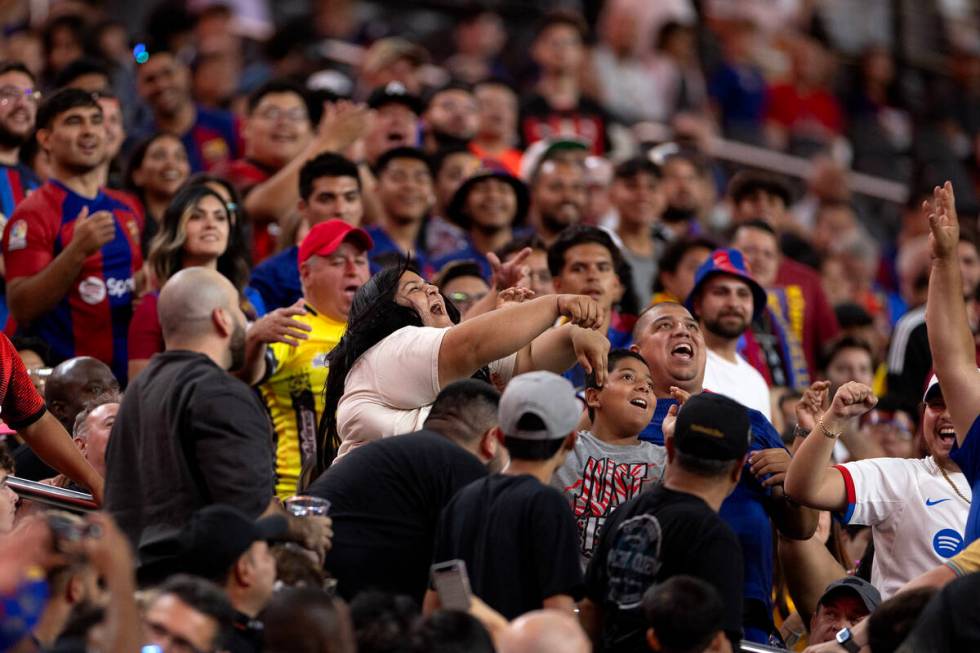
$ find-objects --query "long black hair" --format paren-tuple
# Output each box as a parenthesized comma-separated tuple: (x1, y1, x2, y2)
(312, 261, 462, 479)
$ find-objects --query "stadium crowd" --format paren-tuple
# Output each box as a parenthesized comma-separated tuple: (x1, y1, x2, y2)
(1, 1, 980, 652)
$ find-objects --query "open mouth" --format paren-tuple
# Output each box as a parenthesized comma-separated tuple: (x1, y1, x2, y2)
(161, 169, 181, 182)
(430, 302, 445, 316)
(938, 426, 956, 443)
(671, 343, 694, 360)
(629, 398, 648, 409)
(343, 284, 359, 299)
(387, 131, 407, 143)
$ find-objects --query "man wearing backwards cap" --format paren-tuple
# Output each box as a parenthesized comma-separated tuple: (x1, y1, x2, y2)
(807, 576, 881, 648)
(785, 376, 971, 599)
(687, 248, 773, 420)
(243, 219, 372, 497)
(425, 371, 585, 620)
(363, 82, 422, 167)
(147, 504, 287, 653)
(581, 392, 750, 653)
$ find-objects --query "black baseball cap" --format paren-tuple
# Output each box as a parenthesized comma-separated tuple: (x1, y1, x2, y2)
(674, 393, 752, 461)
(138, 504, 287, 584)
(367, 81, 422, 115)
(818, 576, 882, 614)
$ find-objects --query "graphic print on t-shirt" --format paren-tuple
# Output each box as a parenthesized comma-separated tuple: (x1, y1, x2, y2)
(605, 513, 663, 610)
(567, 457, 655, 559)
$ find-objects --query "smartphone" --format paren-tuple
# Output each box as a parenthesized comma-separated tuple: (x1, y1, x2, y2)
(430, 559, 472, 611)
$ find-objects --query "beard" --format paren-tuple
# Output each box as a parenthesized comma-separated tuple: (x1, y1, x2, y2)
(704, 314, 748, 339)
(661, 205, 698, 224)
(228, 319, 247, 371)
(540, 206, 580, 235)
(0, 121, 29, 149)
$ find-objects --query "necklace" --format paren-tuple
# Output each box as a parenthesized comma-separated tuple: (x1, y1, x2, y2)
(937, 461, 972, 505)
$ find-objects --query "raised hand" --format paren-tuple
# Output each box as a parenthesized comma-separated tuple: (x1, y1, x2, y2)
(661, 386, 691, 442)
(488, 247, 531, 291)
(570, 327, 610, 385)
(925, 181, 959, 261)
(795, 380, 831, 434)
(496, 286, 535, 309)
(820, 381, 877, 436)
(317, 100, 373, 153)
(247, 300, 312, 347)
(555, 294, 602, 330)
(70, 207, 117, 256)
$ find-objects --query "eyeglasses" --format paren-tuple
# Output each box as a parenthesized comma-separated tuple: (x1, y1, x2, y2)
(448, 291, 487, 306)
(145, 620, 211, 653)
(255, 107, 308, 123)
(0, 86, 40, 106)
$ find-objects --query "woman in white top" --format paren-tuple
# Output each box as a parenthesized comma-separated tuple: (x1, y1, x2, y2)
(785, 378, 971, 598)
(316, 263, 608, 474)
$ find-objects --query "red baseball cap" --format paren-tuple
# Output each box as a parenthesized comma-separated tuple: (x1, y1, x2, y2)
(298, 220, 373, 265)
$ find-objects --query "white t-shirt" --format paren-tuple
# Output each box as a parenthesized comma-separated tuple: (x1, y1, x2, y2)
(836, 456, 972, 598)
(335, 326, 516, 459)
(703, 349, 772, 420)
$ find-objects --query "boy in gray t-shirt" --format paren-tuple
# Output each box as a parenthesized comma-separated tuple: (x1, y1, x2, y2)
(552, 350, 667, 564)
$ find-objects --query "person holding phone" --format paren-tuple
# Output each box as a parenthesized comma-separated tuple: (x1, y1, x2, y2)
(425, 371, 585, 619)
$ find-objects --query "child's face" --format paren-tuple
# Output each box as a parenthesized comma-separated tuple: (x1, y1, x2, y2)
(588, 357, 656, 437)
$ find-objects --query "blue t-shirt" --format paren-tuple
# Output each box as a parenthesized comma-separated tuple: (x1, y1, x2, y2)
(639, 395, 785, 642)
(365, 225, 431, 277)
(951, 414, 980, 545)
(250, 246, 301, 312)
(431, 240, 492, 279)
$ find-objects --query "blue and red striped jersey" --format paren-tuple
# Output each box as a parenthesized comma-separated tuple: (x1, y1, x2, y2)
(179, 106, 243, 173)
(0, 163, 38, 222)
(2, 180, 144, 384)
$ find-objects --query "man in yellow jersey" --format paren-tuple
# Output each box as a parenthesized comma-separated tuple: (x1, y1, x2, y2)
(253, 220, 372, 497)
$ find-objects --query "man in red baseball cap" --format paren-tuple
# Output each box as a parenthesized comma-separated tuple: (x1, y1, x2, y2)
(246, 219, 373, 497)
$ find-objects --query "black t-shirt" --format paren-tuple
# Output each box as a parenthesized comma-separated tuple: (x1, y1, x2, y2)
(432, 474, 585, 620)
(308, 430, 487, 604)
(519, 92, 612, 155)
(104, 351, 275, 552)
(585, 485, 743, 653)
(897, 573, 980, 653)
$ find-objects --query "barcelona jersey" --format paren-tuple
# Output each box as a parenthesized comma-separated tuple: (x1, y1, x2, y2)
(0, 163, 38, 224)
(178, 105, 243, 173)
(2, 180, 143, 384)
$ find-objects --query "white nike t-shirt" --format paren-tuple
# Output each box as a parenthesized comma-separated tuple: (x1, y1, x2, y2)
(703, 348, 772, 420)
(836, 456, 971, 598)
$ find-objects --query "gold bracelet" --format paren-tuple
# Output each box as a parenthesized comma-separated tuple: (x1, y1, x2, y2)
(816, 418, 841, 440)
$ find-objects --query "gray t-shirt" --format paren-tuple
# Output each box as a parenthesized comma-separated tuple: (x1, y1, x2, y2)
(552, 430, 667, 566)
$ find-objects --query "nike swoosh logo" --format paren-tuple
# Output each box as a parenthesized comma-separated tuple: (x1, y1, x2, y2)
(926, 498, 951, 506)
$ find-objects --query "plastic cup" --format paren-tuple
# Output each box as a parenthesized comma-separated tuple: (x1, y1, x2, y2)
(283, 495, 330, 517)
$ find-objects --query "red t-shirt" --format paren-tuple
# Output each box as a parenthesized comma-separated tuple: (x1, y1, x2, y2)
(0, 332, 45, 429)
(224, 158, 277, 263)
(128, 292, 163, 361)
(766, 83, 843, 135)
(776, 258, 840, 376)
